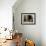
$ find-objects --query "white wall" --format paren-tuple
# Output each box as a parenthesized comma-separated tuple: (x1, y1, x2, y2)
(0, 0, 16, 29)
(41, 0, 46, 46)
(13, 0, 41, 46)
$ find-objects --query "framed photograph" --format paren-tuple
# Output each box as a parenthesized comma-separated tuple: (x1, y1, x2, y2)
(21, 13, 36, 25)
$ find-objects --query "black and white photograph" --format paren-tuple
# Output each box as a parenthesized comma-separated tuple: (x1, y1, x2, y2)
(21, 13, 36, 25)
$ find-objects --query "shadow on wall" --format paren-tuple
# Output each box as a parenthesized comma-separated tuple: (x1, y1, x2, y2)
(12, 0, 24, 10)
(12, 0, 24, 33)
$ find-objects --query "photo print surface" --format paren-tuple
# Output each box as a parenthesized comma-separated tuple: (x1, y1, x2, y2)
(21, 13, 36, 25)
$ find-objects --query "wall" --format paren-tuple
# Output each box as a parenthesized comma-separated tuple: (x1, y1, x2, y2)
(13, 0, 41, 46)
(0, 0, 16, 30)
(41, 0, 46, 46)
(0, 0, 17, 39)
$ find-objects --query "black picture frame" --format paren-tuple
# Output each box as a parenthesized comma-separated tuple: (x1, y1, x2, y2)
(21, 13, 36, 25)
